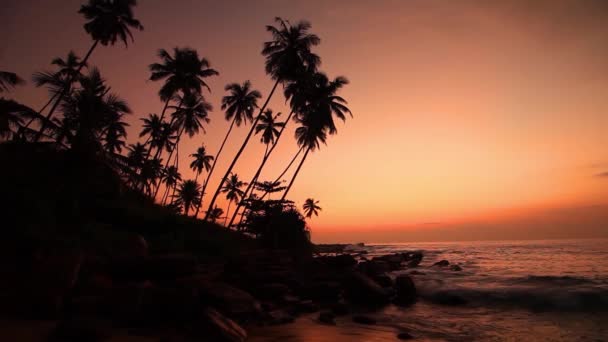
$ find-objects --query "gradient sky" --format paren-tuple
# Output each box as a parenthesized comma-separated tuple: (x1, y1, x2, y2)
(2, 0, 608, 242)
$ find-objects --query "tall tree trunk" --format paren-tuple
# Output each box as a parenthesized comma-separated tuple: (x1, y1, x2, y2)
(204, 79, 280, 220)
(144, 99, 171, 161)
(195, 115, 237, 218)
(281, 146, 310, 201)
(227, 111, 294, 227)
(34, 40, 99, 142)
(21, 92, 59, 134)
(224, 200, 232, 227)
(153, 119, 185, 199)
(260, 146, 304, 200)
(161, 183, 170, 205)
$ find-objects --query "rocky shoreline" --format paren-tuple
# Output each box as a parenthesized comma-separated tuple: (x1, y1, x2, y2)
(0, 240, 435, 341)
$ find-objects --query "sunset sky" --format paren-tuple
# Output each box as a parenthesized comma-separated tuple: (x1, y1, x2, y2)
(2, 0, 607, 242)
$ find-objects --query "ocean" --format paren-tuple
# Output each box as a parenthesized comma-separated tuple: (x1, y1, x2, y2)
(251, 239, 608, 341)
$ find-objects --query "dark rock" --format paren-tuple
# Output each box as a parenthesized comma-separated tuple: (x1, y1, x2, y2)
(195, 307, 247, 342)
(255, 283, 290, 299)
(318, 254, 357, 269)
(372, 274, 394, 287)
(318, 311, 335, 325)
(397, 331, 414, 340)
(432, 292, 467, 306)
(198, 282, 263, 321)
(296, 300, 319, 313)
(343, 272, 390, 306)
(358, 260, 390, 276)
(394, 275, 416, 306)
(265, 309, 295, 325)
(50, 318, 110, 342)
(409, 270, 425, 275)
(450, 265, 463, 271)
(139, 286, 199, 323)
(108, 254, 198, 281)
(352, 315, 376, 325)
(432, 260, 450, 267)
(330, 302, 350, 316)
(300, 281, 341, 302)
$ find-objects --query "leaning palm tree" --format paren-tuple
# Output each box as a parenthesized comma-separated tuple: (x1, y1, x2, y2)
(199, 81, 261, 209)
(0, 98, 37, 140)
(160, 165, 182, 205)
(208, 206, 224, 224)
(148, 47, 219, 130)
(227, 109, 284, 227)
(303, 198, 321, 218)
(61, 68, 132, 154)
(35, 0, 142, 142)
(204, 17, 320, 220)
(220, 173, 245, 227)
(153, 92, 211, 199)
(281, 74, 351, 200)
(31, 52, 85, 117)
(190, 145, 214, 217)
(174, 179, 201, 216)
(0, 70, 24, 92)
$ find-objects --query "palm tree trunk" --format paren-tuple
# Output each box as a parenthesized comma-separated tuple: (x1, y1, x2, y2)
(195, 115, 237, 218)
(260, 146, 304, 200)
(227, 111, 294, 226)
(153, 121, 185, 199)
(21, 92, 59, 133)
(224, 200, 232, 227)
(34, 40, 99, 142)
(204, 78, 281, 220)
(144, 99, 171, 161)
(281, 146, 310, 201)
(161, 183, 170, 205)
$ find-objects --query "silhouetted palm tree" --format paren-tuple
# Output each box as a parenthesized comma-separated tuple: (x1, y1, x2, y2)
(303, 198, 321, 218)
(35, 0, 142, 142)
(190, 145, 214, 217)
(220, 173, 245, 226)
(103, 114, 129, 154)
(281, 74, 351, 200)
(61, 68, 132, 154)
(160, 165, 181, 205)
(148, 47, 218, 131)
(200, 81, 261, 216)
(153, 92, 211, 198)
(205, 17, 320, 220)
(228, 109, 284, 227)
(0, 98, 37, 140)
(175, 179, 201, 216)
(208, 206, 224, 224)
(139, 157, 163, 195)
(255, 180, 286, 199)
(0, 71, 24, 92)
(31, 52, 85, 115)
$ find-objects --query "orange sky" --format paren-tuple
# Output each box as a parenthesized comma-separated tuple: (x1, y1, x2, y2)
(2, 0, 608, 242)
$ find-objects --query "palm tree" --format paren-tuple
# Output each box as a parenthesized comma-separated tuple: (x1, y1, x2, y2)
(103, 115, 129, 154)
(303, 198, 321, 218)
(139, 157, 163, 195)
(190, 145, 214, 217)
(200, 81, 261, 216)
(204, 17, 320, 220)
(0, 70, 24, 92)
(281, 74, 351, 200)
(227, 109, 284, 227)
(175, 179, 201, 216)
(35, 0, 143, 142)
(255, 180, 286, 200)
(208, 206, 224, 224)
(160, 165, 182, 205)
(31, 52, 85, 115)
(190, 146, 214, 183)
(148, 47, 219, 133)
(220, 173, 245, 227)
(153, 92, 211, 198)
(0, 98, 37, 140)
(61, 68, 132, 153)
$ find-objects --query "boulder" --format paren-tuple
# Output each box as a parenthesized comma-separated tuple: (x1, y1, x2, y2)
(450, 265, 462, 271)
(397, 331, 414, 340)
(299, 281, 341, 302)
(198, 282, 262, 321)
(255, 283, 291, 299)
(330, 302, 350, 316)
(352, 315, 376, 325)
(343, 272, 390, 306)
(265, 309, 295, 325)
(50, 318, 110, 342)
(318, 311, 335, 325)
(358, 260, 390, 276)
(195, 307, 247, 342)
(108, 254, 198, 281)
(432, 260, 450, 267)
(138, 286, 199, 323)
(394, 275, 416, 306)
(372, 274, 394, 288)
(318, 254, 357, 269)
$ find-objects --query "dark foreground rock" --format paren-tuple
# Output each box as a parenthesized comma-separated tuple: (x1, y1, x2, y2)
(352, 315, 376, 325)
(343, 272, 390, 306)
(394, 275, 417, 306)
(195, 308, 247, 342)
